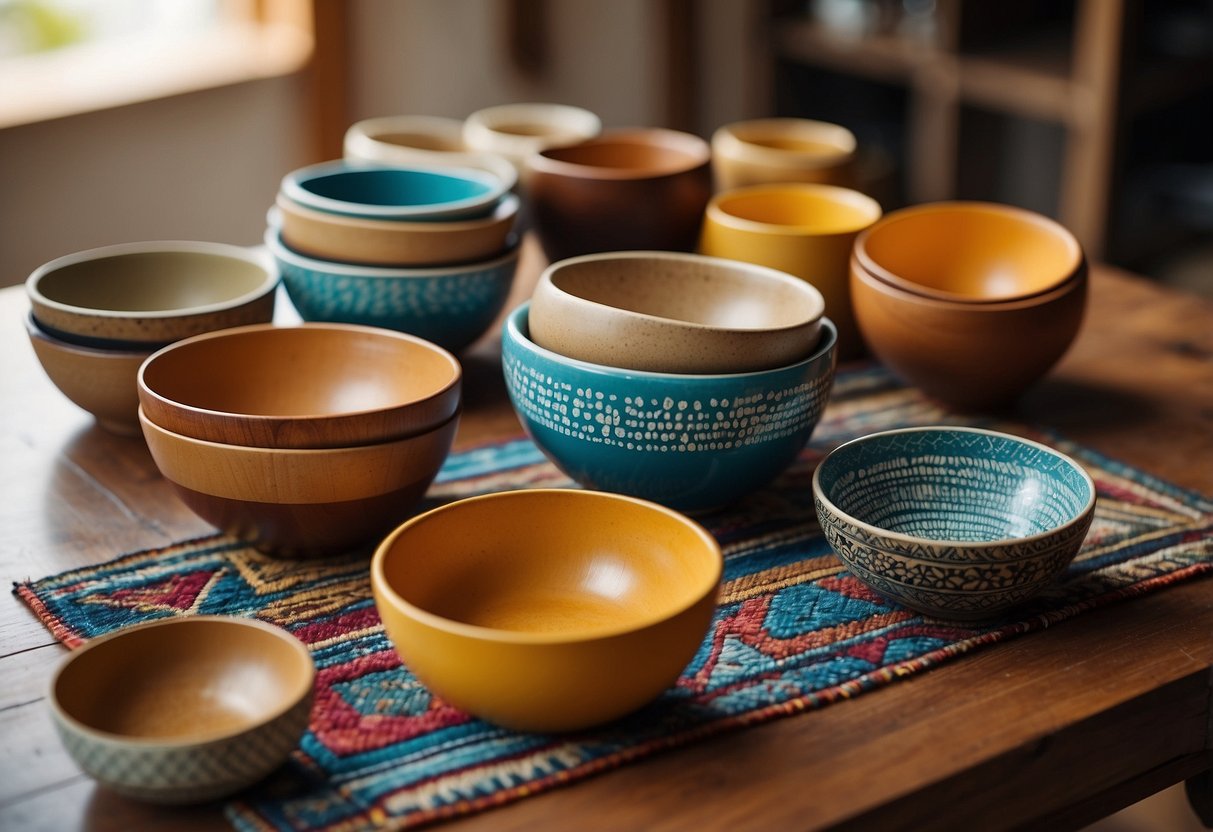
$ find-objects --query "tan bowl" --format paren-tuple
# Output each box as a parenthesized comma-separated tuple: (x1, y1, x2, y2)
(140, 408, 459, 557)
(138, 323, 461, 449)
(27, 241, 278, 346)
(48, 615, 313, 804)
(273, 191, 519, 267)
(711, 118, 858, 191)
(463, 102, 602, 172)
(372, 489, 722, 732)
(529, 251, 825, 373)
(344, 115, 519, 192)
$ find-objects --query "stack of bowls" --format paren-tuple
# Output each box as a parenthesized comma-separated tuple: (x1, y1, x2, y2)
(25, 241, 278, 435)
(269, 159, 521, 352)
(136, 323, 461, 557)
(850, 201, 1087, 410)
(504, 251, 838, 512)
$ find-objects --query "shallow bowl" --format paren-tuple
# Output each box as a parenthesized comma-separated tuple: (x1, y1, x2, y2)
(343, 115, 518, 192)
(711, 117, 858, 191)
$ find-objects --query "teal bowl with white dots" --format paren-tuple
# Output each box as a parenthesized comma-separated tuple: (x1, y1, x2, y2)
(267, 228, 519, 353)
(812, 426, 1096, 620)
(503, 303, 837, 512)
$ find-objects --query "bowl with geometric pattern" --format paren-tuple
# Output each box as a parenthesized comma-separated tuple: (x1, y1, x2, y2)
(812, 426, 1096, 620)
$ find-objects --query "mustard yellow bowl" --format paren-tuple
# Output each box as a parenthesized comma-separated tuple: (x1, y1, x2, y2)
(371, 489, 722, 732)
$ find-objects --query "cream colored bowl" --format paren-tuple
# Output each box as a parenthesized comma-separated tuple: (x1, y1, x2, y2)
(463, 102, 602, 173)
(711, 118, 858, 191)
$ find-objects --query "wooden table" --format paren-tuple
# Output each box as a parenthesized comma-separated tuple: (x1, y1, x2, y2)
(2, 248, 1211, 831)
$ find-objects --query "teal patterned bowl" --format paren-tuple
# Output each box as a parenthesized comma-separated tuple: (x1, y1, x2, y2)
(812, 427, 1096, 620)
(503, 303, 837, 512)
(267, 228, 519, 353)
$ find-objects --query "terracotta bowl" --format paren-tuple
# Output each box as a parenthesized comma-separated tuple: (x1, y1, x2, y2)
(529, 251, 825, 374)
(139, 408, 459, 557)
(138, 323, 461, 449)
(854, 201, 1085, 303)
(372, 489, 722, 732)
(526, 128, 713, 261)
(463, 102, 602, 173)
(48, 615, 313, 804)
(344, 115, 519, 192)
(711, 117, 858, 191)
(813, 427, 1096, 620)
(26, 241, 277, 347)
(850, 256, 1087, 410)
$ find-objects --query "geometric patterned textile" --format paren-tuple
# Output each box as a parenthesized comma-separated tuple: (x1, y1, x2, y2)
(16, 364, 1213, 831)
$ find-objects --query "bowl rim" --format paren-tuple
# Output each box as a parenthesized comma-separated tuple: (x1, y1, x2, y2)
(47, 615, 315, 748)
(463, 102, 602, 149)
(528, 127, 711, 181)
(25, 240, 279, 322)
(371, 488, 723, 645)
(711, 117, 858, 168)
(705, 182, 882, 238)
(811, 425, 1097, 549)
(273, 190, 521, 234)
(265, 225, 521, 277)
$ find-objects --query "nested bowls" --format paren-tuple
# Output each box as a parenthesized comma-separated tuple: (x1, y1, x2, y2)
(813, 427, 1096, 620)
(372, 489, 722, 732)
(48, 615, 313, 804)
(529, 251, 825, 374)
(711, 117, 858, 191)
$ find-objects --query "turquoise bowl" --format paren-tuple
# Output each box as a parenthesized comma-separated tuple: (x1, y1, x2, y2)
(267, 228, 519, 353)
(503, 303, 837, 512)
(280, 160, 506, 221)
(812, 427, 1096, 620)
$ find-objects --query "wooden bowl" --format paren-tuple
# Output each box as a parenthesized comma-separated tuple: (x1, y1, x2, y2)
(371, 489, 722, 732)
(138, 323, 461, 449)
(529, 251, 825, 373)
(343, 115, 519, 192)
(48, 615, 313, 804)
(711, 117, 858, 191)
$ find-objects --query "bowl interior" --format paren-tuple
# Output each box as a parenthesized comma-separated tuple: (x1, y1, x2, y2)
(540, 134, 705, 176)
(711, 186, 881, 235)
(372, 130, 464, 152)
(817, 429, 1093, 542)
(298, 167, 493, 208)
(729, 120, 855, 156)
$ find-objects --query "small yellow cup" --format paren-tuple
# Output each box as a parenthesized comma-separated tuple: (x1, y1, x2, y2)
(711, 118, 858, 191)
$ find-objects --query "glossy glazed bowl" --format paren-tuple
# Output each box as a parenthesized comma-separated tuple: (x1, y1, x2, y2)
(140, 408, 459, 557)
(138, 323, 461, 449)
(711, 117, 858, 191)
(48, 615, 313, 804)
(26, 241, 277, 347)
(529, 251, 824, 374)
(372, 489, 722, 732)
(343, 115, 518, 192)
(813, 427, 1096, 620)
(463, 102, 602, 173)
(503, 304, 837, 512)
(526, 128, 713, 261)
(266, 227, 519, 353)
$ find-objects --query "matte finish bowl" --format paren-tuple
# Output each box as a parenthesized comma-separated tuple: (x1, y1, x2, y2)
(372, 489, 722, 732)
(48, 615, 313, 804)
(138, 323, 461, 449)
(503, 304, 837, 512)
(267, 228, 519, 353)
(140, 408, 459, 557)
(529, 251, 825, 374)
(526, 128, 712, 261)
(463, 102, 602, 172)
(711, 117, 858, 191)
(26, 241, 278, 345)
(344, 115, 519, 192)
(813, 427, 1096, 620)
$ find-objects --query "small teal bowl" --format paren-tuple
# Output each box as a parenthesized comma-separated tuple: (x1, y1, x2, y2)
(503, 303, 837, 512)
(812, 426, 1096, 620)
(267, 228, 519, 353)
(280, 160, 506, 221)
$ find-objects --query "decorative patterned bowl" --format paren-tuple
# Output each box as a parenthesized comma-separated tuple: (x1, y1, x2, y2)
(48, 615, 313, 804)
(503, 303, 837, 512)
(266, 227, 519, 353)
(812, 427, 1096, 620)
(371, 489, 722, 732)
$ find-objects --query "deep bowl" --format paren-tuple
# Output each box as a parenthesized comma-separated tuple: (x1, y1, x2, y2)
(812, 427, 1096, 620)
(371, 488, 722, 732)
(503, 303, 837, 512)
(711, 117, 858, 191)
(343, 115, 519, 192)
(138, 323, 461, 449)
(48, 615, 313, 804)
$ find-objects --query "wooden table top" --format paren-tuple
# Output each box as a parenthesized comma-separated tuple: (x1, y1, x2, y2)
(1, 243, 1211, 831)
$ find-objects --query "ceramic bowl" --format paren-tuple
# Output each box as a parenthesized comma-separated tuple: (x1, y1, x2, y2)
(138, 323, 461, 449)
(279, 160, 506, 222)
(850, 255, 1087, 410)
(526, 128, 713, 261)
(344, 115, 519, 192)
(372, 489, 722, 732)
(529, 251, 825, 374)
(711, 117, 858, 191)
(463, 102, 602, 173)
(26, 241, 278, 347)
(813, 426, 1096, 620)
(26, 314, 153, 436)
(140, 408, 459, 557)
(266, 227, 519, 353)
(503, 304, 837, 512)
(48, 615, 313, 804)
(854, 201, 1085, 303)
